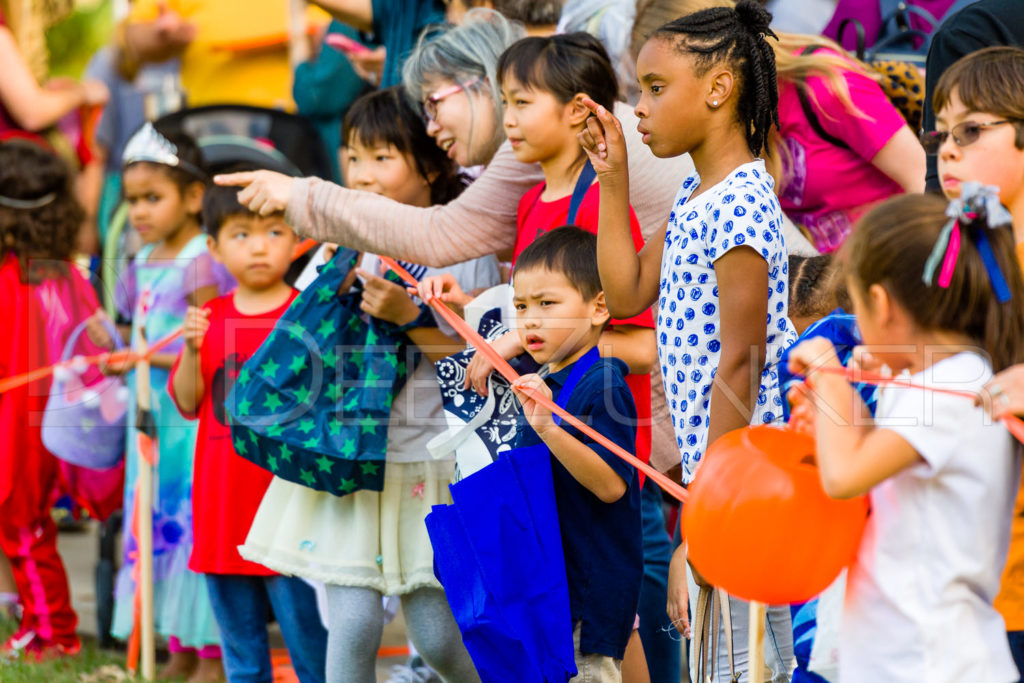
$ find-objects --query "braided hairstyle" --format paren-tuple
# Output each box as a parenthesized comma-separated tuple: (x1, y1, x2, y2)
(653, 0, 779, 157)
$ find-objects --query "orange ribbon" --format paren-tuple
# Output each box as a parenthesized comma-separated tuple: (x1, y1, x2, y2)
(0, 328, 183, 395)
(379, 256, 691, 504)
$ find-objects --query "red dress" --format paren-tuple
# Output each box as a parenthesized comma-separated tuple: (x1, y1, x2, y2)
(170, 291, 298, 575)
(0, 254, 100, 649)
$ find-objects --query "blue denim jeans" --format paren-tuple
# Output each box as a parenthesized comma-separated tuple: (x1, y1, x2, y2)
(205, 574, 327, 683)
(637, 479, 682, 683)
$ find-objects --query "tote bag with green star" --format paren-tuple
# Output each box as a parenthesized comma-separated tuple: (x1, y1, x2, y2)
(225, 248, 421, 497)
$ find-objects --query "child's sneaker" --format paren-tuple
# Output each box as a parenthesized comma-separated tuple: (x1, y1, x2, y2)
(1, 629, 80, 662)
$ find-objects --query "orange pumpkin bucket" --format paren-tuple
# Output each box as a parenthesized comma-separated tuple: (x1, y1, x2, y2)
(684, 425, 868, 604)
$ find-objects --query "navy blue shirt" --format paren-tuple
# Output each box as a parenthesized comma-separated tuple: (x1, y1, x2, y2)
(513, 356, 643, 659)
(371, 0, 445, 88)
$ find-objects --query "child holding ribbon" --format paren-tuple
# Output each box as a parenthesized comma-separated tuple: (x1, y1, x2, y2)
(788, 190, 1024, 682)
(98, 123, 231, 680)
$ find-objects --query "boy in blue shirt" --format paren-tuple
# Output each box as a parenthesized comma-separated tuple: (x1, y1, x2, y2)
(511, 227, 643, 681)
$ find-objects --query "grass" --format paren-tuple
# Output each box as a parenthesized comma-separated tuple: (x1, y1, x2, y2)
(0, 619, 132, 682)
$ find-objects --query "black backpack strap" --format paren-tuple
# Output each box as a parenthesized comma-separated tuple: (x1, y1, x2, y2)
(796, 45, 852, 151)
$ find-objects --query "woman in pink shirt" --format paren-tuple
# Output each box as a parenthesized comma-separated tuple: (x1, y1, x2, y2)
(771, 34, 926, 252)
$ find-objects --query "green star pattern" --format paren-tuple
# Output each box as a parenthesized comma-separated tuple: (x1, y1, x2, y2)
(384, 353, 397, 369)
(236, 398, 252, 416)
(280, 443, 293, 462)
(365, 368, 379, 385)
(238, 367, 251, 386)
(328, 418, 342, 437)
(299, 469, 316, 486)
(360, 462, 380, 476)
(322, 348, 338, 368)
(359, 416, 378, 435)
(303, 436, 320, 449)
(266, 455, 278, 472)
(339, 440, 356, 459)
(260, 357, 281, 380)
(234, 437, 247, 456)
(326, 384, 343, 402)
(344, 394, 360, 413)
(315, 455, 333, 473)
(316, 285, 335, 304)
(262, 392, 283, 412)
(266, 423, 284, 438)
(288, 354, 308, 374)
(297, 418, 316, 435)
(340, 478, 357, 493)
(316, 318, 337, 339)
(294, 386, 312, 405)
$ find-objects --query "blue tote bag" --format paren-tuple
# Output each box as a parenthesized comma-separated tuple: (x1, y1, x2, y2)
(426, 349, 600, 683)
(226, 248, 426, 497)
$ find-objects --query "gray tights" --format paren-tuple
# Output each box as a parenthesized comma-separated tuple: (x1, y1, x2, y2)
(324, 585, 481, 683)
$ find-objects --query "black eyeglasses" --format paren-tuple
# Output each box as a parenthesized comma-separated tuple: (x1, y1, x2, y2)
(919, 120, 1020, 155)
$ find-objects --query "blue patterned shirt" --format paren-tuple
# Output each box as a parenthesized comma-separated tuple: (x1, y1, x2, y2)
(657, 160, 798, 483)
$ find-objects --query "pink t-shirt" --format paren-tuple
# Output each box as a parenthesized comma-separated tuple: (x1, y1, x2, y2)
(777, 50, 908, 252)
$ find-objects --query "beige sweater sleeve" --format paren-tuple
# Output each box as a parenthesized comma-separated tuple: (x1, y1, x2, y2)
(285, 141, 545, 268)
(287, 104, 692, 267)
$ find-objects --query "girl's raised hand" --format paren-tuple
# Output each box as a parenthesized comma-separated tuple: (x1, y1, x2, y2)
(214, 170, 293, 216)
(578, 96, 627, 178)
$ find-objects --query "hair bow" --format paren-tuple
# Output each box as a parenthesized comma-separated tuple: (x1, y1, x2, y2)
(921, 182, 1013, 303)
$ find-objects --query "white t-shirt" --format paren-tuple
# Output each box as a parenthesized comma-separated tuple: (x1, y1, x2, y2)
(657, 159, 797, 483)
(841, 352, 1019, 683)
(382, 255, 501, 464)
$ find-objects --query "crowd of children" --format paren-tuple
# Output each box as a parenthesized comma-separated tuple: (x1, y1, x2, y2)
(3, 1, 1024, 682)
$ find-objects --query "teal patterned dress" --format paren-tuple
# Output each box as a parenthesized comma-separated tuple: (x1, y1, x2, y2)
(111, 235, 233, 648)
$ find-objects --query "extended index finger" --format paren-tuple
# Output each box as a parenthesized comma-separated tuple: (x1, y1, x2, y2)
(580, 95, 623, 137)
(213, 172, 258, 187)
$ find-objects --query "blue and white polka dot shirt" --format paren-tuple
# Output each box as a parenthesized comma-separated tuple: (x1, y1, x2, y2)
(657, 160, 797, 484)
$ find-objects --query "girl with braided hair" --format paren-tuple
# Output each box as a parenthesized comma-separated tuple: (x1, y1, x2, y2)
(580, 1, 796, 680)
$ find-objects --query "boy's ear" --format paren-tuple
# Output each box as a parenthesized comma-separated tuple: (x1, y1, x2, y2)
(569, 93, 593, 126)
(206, 235, 223, 264)
(591, 291, 611, 327)
(185, 181, 205, 217)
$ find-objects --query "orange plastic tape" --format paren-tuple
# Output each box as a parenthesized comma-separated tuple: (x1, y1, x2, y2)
(0, 328, 183, 395)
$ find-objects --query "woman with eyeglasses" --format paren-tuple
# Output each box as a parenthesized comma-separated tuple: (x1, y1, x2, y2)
(215, 8, 696, 267)
(768, 31, 926, 254)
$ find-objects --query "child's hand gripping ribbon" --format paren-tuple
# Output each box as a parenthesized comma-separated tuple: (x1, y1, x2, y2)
(378, 256, 690, 504)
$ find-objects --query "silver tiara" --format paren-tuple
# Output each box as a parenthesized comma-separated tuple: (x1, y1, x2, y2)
(122, 123, 205, 179)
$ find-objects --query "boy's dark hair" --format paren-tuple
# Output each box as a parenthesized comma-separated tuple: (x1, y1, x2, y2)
(933, 46, 1024, 149)
(496, 32, 619, 112)
(0, 139, 84, 281)
(125, 123, 207, 193)
(515, 226, 602, 300)
(202, 164, 263, 237)
(652, 0, 779, 157)
(343, 86, 465, 205)
(493, 0, 563, 27)
(842, 193, 1024, 372)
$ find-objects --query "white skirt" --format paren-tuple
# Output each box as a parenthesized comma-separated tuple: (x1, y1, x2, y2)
(240, 459, 455, 595)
